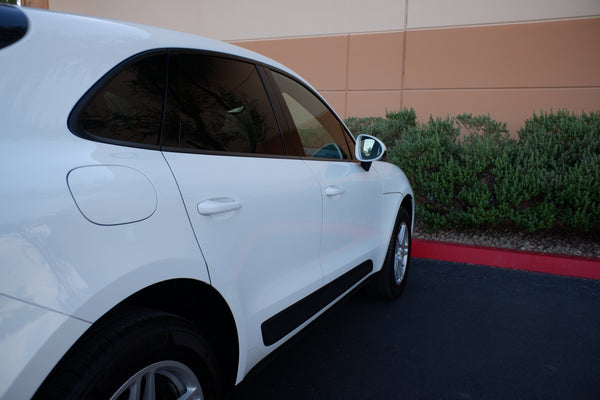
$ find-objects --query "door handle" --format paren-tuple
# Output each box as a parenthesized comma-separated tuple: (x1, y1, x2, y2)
(325, 186, 345, 196)
(197, 198, 241, 215)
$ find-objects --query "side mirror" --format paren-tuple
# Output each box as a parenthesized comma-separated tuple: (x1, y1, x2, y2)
(355, 135, 386, 171)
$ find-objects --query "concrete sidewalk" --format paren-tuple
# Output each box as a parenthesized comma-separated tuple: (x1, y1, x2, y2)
(413, 238, 600, 280)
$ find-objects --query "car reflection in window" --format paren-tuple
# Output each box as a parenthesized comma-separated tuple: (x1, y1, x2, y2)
(312, 142, 345, 159)
(162, 54, 285, 156)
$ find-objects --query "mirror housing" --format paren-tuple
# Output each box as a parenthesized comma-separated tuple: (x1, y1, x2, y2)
(355, 134, 386, 171)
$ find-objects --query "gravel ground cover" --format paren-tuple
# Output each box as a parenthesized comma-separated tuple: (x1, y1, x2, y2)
(413, 220, 600, 259)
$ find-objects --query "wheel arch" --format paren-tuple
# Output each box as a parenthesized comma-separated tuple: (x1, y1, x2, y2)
(391, 194, 414, 251)
(122, 279, 240, 390)
(36, 278, 240, 396)
(400, 194, 414, 230)
(376, 192, 414, 274)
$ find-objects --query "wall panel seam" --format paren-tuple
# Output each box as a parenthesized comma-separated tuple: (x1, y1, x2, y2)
(321, 87, 600, 94)
(403, 86, 600, 92)
(344, 34, 350, 116)
(400, 0, 409, 109)
(405, 15, 600, 32)
(228, 15, 599, 43)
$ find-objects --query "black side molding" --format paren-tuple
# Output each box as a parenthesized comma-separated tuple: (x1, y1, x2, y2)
(0, 5, 28, 50)
(261, 260, 373, 346)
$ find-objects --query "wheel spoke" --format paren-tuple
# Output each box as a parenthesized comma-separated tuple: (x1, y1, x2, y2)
(393, 223, 409, 284)
(143, 371, 156, 400)
(180, 387, 203, 400)
(110, 361, 203, 400)
(127, 378, 141, 400)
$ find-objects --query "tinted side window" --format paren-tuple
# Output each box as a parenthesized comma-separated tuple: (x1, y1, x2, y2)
(271, 72, 353, 160)
(73, 53, 167, 146)
(162, 54, 285, 156)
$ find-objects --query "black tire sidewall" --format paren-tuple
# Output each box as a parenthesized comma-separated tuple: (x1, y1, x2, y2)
(91, 318, 218, 399)
(383, 207, 411, 298)
(36, 309, 222, 400)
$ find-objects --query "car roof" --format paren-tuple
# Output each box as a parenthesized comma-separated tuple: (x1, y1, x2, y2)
(0, 7, 304, 136)
(22, 7, 295, 74)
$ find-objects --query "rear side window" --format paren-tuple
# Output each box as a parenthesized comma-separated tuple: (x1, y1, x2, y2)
(71, 53, 167, 147)
(162, 54, 285, 156)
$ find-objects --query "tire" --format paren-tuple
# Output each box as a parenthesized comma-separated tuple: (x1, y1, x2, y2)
(34, 307, 223, 400)
(366, 207, 411, 300)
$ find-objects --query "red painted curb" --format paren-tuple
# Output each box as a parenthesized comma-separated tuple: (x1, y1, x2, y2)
(412, 239, 600, 280)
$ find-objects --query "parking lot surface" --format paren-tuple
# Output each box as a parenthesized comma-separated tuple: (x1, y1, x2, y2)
(234, 258, 600, 399)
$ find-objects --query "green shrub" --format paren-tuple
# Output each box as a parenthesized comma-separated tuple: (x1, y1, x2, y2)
(345, 108, 416, 149)
(354, 108, 599, 233)
(393, 117, 462, 230)
(454, 114, 513, 227)
(505, 110, 600, 231)
(389, 114, 514, 231)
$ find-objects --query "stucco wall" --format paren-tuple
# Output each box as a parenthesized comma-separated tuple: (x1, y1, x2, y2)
(49, 0, 600, 133)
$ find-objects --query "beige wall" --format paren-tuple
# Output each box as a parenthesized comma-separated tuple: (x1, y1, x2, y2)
(49, 0, 600, 133)
(234, 17, 600, 133)
(49, 0, 407, 40)
(49, 0, 600, 39)
(407, 0, 600, 28)
(402, 18, 600, 132)
(22, 0, 48, 8)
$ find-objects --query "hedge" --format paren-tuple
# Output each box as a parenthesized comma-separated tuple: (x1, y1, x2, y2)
(346, 109, 600, 233)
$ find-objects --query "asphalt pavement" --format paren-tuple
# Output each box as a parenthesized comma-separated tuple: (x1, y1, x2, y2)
(233, 258, 600, 400)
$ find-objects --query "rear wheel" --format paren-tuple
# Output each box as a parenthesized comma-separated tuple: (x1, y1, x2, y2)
(109, 360, 203, 400)
(366, 207, 411, 300)
(35, 307, 223, 400)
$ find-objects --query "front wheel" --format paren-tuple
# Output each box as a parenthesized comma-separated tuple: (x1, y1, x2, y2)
(366, 207, 411, 300)
(34, 307, 223, 400)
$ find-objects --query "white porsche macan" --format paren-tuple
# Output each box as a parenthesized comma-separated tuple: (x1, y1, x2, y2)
(0, 5, 414, 399)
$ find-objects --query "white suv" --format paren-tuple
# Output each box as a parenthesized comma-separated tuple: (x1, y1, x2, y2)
(0, 5, 413, 399)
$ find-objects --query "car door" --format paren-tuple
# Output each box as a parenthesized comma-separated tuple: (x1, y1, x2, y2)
(268, 71, 384, 284)
(160, 53, 324, 356)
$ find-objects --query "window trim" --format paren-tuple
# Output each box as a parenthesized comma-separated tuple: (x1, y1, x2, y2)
(68, 47, 354, 162)
(159, 147, 303, 160)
